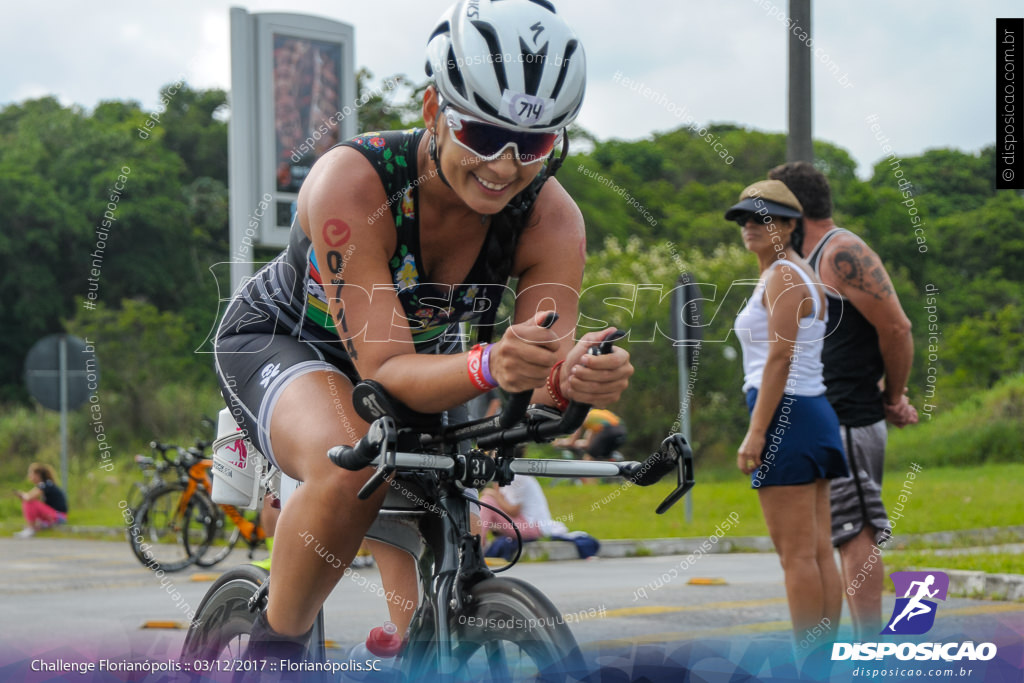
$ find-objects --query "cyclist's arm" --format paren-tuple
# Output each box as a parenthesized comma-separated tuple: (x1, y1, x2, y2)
(506, 179, 633, 408)
(299, 147, 561, 414)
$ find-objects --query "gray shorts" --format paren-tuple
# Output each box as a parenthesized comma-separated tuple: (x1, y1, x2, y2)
(830, 420, 891, 547)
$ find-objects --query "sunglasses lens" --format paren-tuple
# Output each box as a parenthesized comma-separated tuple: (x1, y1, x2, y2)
(736, 213, 776, 227)
(449, 112, 558, 163)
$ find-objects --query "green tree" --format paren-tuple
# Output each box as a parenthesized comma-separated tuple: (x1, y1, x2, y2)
(64, 299, 211, 437)
(581, 237, 756, 464)
(356, 69, 426, 132)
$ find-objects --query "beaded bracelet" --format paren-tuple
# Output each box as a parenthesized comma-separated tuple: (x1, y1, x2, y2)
(546, 360, 569, 412)
(467, 343, 497, 392)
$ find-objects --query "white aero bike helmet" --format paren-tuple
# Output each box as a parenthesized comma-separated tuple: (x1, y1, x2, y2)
(425, 0, 586, 136)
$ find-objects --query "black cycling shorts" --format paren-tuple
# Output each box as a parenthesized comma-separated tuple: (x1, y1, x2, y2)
(213, 297, 359, 469)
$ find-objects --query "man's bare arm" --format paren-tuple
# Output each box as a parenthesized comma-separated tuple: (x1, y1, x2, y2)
(823, 235, 917, 425)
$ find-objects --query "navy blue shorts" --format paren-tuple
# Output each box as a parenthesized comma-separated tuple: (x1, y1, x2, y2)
(745, 389, 848, 489)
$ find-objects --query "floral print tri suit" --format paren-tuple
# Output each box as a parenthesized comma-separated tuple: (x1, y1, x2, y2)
(213, 129, 510, 466)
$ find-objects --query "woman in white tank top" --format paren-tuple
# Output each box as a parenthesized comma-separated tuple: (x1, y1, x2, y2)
(726, 180, 848, 664)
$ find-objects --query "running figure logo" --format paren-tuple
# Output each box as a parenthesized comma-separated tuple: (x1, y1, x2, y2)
(882, 571, 949, 635)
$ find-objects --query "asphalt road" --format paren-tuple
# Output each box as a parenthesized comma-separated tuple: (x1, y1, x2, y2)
(1, 538, 1021, 682)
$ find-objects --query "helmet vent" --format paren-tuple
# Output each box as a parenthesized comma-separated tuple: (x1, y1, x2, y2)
(526, 0, 557, 13)
(548, 39, 578, 101)
(445, 45, 468, 98)
(428, 21, 450, 43)
(472, 93, 500, 119)
(519, 37, 547, 95)
(471, 20, 510, 92)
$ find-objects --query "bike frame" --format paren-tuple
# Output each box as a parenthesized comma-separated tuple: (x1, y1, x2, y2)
(187, 459, 265, 544)
(335, 444, 692, 678)
(190, 358, 693, 678)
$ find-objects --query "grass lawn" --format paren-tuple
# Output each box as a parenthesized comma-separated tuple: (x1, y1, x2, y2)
(0, 460, 140, 534)
(2, 457, 1023, 556)
(540, 462, 1024, 541)
(885, 550, 1024, 578)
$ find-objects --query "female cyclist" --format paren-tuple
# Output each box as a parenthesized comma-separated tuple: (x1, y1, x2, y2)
(213, 0, 632, 662)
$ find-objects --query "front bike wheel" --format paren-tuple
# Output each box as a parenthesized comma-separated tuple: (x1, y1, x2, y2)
(180, 564, 269, 662)
(129, 483, 209, 572)
(181, 565, 327, 665)
(421, 577, 587, 682)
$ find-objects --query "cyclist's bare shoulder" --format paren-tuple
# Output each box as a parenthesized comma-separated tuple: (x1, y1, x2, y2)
(296, 145, 395, 255)
(513, 178, 585, 281)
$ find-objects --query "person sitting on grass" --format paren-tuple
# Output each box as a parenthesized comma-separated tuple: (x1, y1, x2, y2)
(480, 475, 568, 545)
(13, 463, 68, 538)
(480, 446, 600, 560)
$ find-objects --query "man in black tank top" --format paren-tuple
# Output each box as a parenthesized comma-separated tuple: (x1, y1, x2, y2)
(770, 162, 918, 641)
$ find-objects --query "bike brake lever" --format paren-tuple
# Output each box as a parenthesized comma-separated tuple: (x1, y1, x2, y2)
(654, 434, 696, 515)
(356, 468, 389, 501)
(355, 418, 398, 501)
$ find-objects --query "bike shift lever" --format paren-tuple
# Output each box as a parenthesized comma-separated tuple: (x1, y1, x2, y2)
(589, 329, 626, 356)
(500, 312, 560, 429)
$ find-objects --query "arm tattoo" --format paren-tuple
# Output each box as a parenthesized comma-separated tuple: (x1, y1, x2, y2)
(327, 250, 344, 276)
(330, 281, 359, 359)
(830, 243, 894, 301)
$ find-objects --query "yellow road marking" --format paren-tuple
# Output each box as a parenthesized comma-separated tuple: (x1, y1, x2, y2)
(600, 597, 787, 620)
(585, 600, 1024, 648)
(688, 577, 728, 585)
(141, 620, 188, 629)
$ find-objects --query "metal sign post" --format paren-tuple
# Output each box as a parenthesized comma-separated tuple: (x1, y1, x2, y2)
(24, 334, 97, 496)
(671, 275, 703, 525)
(58, 336, 68, 489)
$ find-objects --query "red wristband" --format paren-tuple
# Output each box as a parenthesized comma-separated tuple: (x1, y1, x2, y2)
(546, 360, 569, 412)
(467, 343, 497, 392)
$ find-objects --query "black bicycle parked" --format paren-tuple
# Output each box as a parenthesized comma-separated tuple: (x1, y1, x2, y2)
(181, 344, 694, 682)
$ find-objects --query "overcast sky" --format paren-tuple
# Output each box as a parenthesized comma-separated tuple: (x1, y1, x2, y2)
(0, 1, 1015, 178)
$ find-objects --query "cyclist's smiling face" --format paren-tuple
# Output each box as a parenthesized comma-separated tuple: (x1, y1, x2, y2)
(424, 87, 545, 215)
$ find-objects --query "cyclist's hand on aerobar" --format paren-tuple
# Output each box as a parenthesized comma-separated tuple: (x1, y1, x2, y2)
(561, 328, 633, 408)
(489, 311, 563, 393)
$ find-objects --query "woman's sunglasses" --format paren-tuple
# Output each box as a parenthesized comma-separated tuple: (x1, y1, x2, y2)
(443, 105, 561, 166)
(734, 212, 785, 227)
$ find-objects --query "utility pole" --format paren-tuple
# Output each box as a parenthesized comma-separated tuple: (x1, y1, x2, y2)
(787, 0, 813, 162)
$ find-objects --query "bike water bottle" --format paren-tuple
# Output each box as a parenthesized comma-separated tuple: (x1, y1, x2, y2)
(345, 622, 402, 681)
(211, 407, 261, 508)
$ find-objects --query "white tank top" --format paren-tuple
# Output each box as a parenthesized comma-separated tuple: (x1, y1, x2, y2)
(734, 259, 827, 396)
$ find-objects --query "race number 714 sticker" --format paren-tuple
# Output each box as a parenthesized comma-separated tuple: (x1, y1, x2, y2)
(502, 90, 555, 127)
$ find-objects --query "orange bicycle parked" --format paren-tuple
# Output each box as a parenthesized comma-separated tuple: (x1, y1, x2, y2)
(127, 441, 266, 572)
